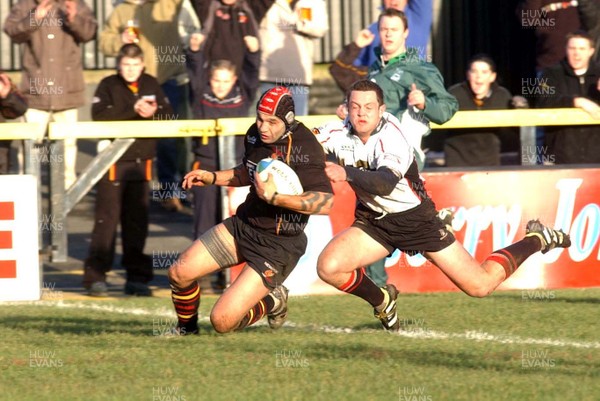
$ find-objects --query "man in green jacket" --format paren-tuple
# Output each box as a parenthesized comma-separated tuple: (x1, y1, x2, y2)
(330, 8, 457, 168)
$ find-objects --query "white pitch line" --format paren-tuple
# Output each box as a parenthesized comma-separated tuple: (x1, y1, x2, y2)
(5, 301, 600, 350)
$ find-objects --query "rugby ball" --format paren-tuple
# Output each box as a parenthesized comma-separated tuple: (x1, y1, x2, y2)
(257, 158, 304, 195)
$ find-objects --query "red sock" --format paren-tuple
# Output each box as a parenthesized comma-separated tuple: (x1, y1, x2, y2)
(486, 237, 541, 278)
(235, 297, 274, 331)
(171, 281, 200, 329)
(338, 268, 384, 307)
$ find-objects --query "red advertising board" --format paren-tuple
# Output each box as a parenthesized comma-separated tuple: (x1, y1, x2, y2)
(229, 168, 600, 294)
(386, 167, 600, 292)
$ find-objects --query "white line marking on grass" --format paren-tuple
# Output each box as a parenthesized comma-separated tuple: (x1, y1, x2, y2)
(53, 301, 178, 318)
(395, 328, 600, 350)
(7, 301, 600, 349)
(2, 300, 177, 319)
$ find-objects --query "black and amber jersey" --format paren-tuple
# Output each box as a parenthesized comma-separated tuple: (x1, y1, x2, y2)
(236, 121, 333, 236)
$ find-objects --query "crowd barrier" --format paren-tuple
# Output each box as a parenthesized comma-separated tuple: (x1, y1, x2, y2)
(0, 108, 598, 296)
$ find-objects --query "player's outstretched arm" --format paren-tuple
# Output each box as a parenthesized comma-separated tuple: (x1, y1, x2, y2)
(254, 172, 333, 215)
(182, 164, 250, 189)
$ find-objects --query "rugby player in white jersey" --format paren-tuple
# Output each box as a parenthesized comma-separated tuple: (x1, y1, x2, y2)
(314, 80, 571, 331)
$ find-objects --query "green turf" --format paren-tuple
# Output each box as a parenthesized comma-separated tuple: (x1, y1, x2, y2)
(1, 289, 599, 401)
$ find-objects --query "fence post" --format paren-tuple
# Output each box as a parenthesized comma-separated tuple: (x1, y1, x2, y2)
(49, 139, 67, 262)
(520, 126, 536, 166)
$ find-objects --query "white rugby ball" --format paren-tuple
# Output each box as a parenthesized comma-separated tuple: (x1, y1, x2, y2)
(257, 158, 304, 195)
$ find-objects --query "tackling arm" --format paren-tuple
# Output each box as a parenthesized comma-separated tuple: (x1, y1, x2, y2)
(344, 166, 399, 196)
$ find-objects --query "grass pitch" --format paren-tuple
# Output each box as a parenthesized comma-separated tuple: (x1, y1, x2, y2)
(1, 288, 599, 401)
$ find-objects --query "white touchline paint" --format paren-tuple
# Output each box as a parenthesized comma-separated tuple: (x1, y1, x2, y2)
(5, 300, 600, 350)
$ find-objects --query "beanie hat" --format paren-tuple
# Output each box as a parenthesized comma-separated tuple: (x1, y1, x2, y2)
(257, 86, 295, 129)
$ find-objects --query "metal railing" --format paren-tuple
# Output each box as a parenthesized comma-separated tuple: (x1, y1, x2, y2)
(2, 108, 598, 261)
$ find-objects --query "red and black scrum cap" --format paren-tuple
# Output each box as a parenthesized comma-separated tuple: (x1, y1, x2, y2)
(257, 86, 295, 128)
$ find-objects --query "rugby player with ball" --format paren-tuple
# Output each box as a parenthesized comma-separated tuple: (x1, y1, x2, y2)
(170, 87, 333, 335)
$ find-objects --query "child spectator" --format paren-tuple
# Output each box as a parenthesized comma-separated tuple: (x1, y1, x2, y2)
(84, 44, 174, 297)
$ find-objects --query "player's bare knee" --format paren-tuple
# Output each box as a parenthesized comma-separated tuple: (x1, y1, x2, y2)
(167, 256, 190, 288)
(210, 312, 234, 334)
(316, 255, 338, 281)
(464, 285, 492, 298)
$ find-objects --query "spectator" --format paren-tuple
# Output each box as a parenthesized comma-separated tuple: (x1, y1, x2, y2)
(517, 0, 581, 72)
(354, 0, 433, 68)
(537, 31, 600, 164)
(578, 0, 600, 63)
(445, 54, 527, 167)
(185, 33, 260, 290)
(3, 0, 97, 188)
(0, 72, 28, 174)
(258, 0, 329, 116)
(330, 9, 458, 169)
(190, 0, 273, 75)
(100, 0, 188, 212)
(83, 44, 174, 297)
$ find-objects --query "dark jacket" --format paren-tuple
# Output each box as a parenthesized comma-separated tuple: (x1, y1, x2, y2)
(193, 0, 273, 74)
(537, 59, 600, 164)
(578, 0, 600, 63)
(92, 72, 174, 180)
(444, 81, 514, 167)
(187, 46, 259, 157)
(3, 0, 97, 110)
(0, 80, 28, 162)
(517, 0, 581, 71)
(0, 86, 28, 123)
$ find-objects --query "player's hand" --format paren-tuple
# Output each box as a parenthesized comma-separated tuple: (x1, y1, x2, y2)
(0, 74, 11, 99)
(189, 33, 205, 52)
(254, 171, 278, 204)
(34, 0, 53, 20)
(407, 83, 425, 110)
(324, 161, 347, 183)
(243, 35, 259, 53)
(182, 169, 215, 189)
(354, 29, 375, 48)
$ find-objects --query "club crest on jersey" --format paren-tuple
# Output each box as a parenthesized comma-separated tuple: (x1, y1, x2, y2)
(262, 261, 279, 280)
(247, 135, 257, 144)
(246, 160, 258, 184)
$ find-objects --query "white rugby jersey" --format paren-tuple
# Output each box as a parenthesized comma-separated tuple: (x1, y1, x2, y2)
(314, 112, 428, 215)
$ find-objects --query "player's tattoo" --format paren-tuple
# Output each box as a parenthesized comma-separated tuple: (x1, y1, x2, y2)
(200, 227, 239, 269)
(300, 191, 333, 214)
